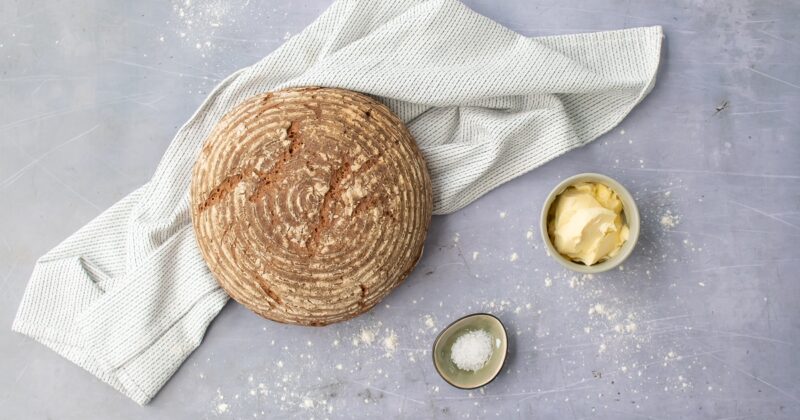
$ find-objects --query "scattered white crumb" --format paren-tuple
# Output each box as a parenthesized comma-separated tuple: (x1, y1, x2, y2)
(216, 403, 229, 414)
(588, 303, 605, 316)
(526, 230, 534, 240)
(383, 330, 398, 356)
(335, 364, 343, 370)
(300, 398, 314, 409)
(660, 210, 680, 229)
(472, 251, 479, 260)
(698, 282, 705, 287)
(423, 315, 436, 330)
(544, 277, 553, 287)
(509, 252, 518, 262)
(499, 211, 507, 219)
(359, 328, 375, 345)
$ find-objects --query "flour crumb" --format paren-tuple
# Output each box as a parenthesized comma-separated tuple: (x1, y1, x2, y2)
(472, 251, 479, 260)
(544, 277, 553, 287)
(588, 303, 605, 316)
(300, 398, 314, 409)
(499, 211, 507, 219)
(509, 252, 518, 262)
(526, 230, 534, 240)
(625, 322, 638, 333)
(660, 210, 680, 229)
(383, 330, 398, 356)
(423, 315, 436, 330)
(359, 328, 376, 345)
(216, 403, 229, 414)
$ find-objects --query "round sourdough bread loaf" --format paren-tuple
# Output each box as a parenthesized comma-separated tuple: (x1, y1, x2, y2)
(190, 87, 432, 326)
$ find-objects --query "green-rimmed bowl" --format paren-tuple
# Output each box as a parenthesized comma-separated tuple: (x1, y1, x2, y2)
(432, 313, 508, 389)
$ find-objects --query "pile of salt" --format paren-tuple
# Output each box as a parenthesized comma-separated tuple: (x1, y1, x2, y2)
(450, 329, 493, 372)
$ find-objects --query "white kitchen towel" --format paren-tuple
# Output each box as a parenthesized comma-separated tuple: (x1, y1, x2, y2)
(13, 0, 663, 405)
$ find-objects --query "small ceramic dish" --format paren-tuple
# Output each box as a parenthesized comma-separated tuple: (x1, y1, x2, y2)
(432, 313, 508, 389)
(540, 173, 640, 274)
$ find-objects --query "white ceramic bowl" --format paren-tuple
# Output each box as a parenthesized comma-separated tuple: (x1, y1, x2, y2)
(540, 173, 640, 274)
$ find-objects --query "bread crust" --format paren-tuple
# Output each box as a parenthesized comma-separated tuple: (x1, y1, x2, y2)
(190, 87, 432, 326)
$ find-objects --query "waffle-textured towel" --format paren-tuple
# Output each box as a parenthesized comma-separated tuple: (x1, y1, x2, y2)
(13, 0, 662, 405)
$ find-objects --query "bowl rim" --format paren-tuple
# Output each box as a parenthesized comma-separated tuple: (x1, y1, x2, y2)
(539, 172, 640, 274)
(431, 312, 509, 390)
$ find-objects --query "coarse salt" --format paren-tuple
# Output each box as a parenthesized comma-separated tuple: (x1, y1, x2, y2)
(450, 329, 494, 372)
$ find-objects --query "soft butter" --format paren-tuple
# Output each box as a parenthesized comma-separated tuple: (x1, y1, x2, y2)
(548, 182, 629, 266)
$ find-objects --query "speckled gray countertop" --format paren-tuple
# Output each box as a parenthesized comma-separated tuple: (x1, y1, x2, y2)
(2, 1, 799, 419)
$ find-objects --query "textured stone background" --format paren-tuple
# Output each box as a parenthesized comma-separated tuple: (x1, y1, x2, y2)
(1, 0, 798, 418)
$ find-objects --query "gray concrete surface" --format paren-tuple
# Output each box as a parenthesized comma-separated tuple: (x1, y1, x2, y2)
(1, 0, 799, 418)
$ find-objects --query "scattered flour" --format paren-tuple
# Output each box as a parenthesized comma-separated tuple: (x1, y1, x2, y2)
(383, 330, 398, 356)
(358, 328, 376, 345)
(423, 315, 436, 330)
(509, 252, 519, 262)
(171, 0, 230, 48)
(216, 403, 229, 414)
(299, 397, 314, 409)
(472, 251, 479, 260)
(660, 210, 680, 229)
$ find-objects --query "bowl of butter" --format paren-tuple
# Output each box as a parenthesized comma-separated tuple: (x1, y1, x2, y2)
(540, 173, 639, 273)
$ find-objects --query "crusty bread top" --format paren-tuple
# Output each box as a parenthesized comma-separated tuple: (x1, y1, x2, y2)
(190, 87, 432, 326)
